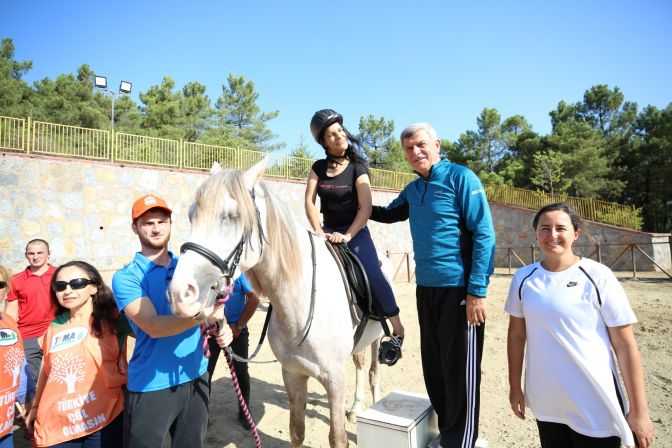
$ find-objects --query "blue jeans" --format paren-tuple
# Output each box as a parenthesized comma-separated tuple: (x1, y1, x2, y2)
(324, 225, 399, 317)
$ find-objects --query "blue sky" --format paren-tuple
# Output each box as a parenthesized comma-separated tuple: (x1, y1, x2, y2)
(4, 0, 672, 155)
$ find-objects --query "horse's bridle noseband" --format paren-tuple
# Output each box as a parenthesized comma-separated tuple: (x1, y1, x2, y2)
(180, 239, 245, 283)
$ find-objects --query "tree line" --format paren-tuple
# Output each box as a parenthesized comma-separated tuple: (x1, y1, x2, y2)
(1, 38, 670, 232)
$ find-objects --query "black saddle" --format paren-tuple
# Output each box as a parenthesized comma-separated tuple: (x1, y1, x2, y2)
(326, 242, 391, 343)
(333, 243, 372, 315)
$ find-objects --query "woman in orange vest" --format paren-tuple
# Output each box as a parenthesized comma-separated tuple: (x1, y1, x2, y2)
(26, 261, 131, 447)
(0, 264, 34, 448)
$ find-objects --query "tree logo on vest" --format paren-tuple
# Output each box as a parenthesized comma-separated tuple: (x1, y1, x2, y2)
(0, 328, 18, 346)
(48, 353, 86, 394)
(3, 347, 25, 387)
(50, 327, 88, 354)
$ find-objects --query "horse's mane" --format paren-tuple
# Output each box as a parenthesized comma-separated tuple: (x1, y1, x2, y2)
(249, 182, 303, 298)
(193, 169, 303, 298)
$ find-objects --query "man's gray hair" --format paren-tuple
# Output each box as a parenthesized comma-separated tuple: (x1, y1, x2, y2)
(400, 123, 439, 143)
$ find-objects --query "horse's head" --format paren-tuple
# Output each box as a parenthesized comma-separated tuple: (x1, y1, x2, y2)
(169, 159, 268, 319)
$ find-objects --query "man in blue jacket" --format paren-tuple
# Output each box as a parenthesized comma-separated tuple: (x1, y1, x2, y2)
(371, 123, 495, 448)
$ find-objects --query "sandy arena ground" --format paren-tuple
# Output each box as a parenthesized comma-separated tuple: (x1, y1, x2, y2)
(14, 274, 671, 447)
(201, 274, 671, 448)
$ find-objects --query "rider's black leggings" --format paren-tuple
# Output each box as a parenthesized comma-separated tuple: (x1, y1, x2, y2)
(324, 224, 399, 317)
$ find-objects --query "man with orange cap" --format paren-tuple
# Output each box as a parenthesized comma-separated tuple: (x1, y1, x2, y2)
(112, 194, 231, 448)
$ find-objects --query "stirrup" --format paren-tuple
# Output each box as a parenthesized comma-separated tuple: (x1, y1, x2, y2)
(378, 335, 403, 366)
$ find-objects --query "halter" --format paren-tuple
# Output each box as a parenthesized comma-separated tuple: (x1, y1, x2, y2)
(180, 188, 266, 288)
(181, 238, 245, 282)
(177, 188, 266, 324)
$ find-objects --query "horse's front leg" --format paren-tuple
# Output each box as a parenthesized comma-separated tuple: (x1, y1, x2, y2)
(369, 338, 381, 403)
(346, 350, 367, 423)
(319, 366, 348, 448)
(282, 368, 309, 448)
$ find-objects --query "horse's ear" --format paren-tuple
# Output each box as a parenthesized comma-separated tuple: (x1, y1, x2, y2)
(209, 162, 222, 175)
(244, 157, 267, 190)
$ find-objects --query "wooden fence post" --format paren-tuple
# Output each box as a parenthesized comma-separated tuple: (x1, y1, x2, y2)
(508, 248, 512, 275)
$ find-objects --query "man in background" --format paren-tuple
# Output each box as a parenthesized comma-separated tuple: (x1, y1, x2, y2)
(6, 238, 58, 390)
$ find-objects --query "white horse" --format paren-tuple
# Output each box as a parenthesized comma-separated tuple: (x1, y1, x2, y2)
(169, 159, 387, 447)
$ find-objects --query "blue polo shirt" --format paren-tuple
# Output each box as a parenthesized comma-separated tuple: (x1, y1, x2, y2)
(111, 251, 207, 392)
(224, 275, 253, 324)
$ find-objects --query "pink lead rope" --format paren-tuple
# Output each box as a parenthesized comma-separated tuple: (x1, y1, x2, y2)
(201, 284, 262, 447)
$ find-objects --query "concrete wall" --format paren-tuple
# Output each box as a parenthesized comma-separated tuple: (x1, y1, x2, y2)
(1, 153, 669, 279)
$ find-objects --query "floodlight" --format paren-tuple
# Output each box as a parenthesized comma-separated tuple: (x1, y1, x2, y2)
(119, 81, 132, 94)
(94, 75, 133, 131)
(94, 75, 107, 89)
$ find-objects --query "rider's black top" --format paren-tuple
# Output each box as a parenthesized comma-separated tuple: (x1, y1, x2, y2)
(311, 159, 370, 227)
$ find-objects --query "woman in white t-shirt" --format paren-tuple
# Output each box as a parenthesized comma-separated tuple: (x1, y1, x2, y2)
(505, 203, 653, 448)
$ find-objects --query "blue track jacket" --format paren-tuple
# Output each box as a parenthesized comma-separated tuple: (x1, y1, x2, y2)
(371, 160, 495, 297)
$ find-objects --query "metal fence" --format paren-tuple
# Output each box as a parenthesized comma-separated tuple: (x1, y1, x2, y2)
(0, 115, 641, 228)
(0, 116, 414, 191)
(486, 186, 641, 230)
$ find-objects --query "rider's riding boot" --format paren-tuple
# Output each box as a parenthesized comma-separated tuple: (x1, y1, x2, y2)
(378, 334, 404, 366)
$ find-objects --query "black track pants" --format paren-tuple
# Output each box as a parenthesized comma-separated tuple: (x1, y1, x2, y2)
(416, 285, 484, 448)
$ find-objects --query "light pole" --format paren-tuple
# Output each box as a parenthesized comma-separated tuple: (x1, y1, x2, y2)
(94, 75, 132, 131)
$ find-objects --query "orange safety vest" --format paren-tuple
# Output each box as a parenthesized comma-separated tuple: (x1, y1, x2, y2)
(0, 313, 24, 439)
(34, 313, 128, 447)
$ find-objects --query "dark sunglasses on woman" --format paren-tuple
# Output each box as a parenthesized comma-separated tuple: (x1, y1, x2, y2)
(53, 278, 95, 292)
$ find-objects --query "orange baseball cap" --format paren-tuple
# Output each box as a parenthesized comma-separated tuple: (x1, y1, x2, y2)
(132, 194, 172, 220)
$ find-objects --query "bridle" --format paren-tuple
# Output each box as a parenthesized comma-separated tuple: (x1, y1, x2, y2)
(180, 238, 245, 282)
(179, 185, 319, 363)
(179, 188, 266, 313)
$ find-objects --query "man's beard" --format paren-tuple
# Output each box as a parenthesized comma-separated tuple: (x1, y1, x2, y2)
(139, 233, 170, 250)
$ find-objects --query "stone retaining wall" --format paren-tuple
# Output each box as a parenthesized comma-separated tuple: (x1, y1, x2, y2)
(1, 153, 668, 279)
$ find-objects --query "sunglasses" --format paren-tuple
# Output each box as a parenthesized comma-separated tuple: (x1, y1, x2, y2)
(53, 278, 95, 292)
(0, 281, 7, 289)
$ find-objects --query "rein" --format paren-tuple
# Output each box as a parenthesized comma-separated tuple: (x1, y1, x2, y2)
(220, 229, 318, 364)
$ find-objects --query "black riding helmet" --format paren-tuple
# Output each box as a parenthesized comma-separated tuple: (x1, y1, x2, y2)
(310, 109, 343, 144)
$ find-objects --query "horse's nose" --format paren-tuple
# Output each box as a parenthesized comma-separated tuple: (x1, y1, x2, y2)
(169, 281, 202, 318)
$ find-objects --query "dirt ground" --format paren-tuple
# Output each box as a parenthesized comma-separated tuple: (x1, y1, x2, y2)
(202, 275, 672, 448)
(14, 274, 671, 447)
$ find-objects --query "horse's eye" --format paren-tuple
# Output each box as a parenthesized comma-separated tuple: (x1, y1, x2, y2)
(223, 211, 238, 220)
